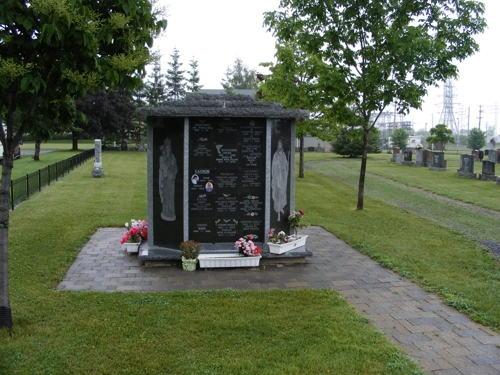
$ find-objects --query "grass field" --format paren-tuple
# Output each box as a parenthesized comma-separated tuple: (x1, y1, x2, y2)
(298, 151, 500, 330)
(0, 152, 425, 375)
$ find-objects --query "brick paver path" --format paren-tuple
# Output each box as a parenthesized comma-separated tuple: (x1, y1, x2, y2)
(58, 226, 500, 374)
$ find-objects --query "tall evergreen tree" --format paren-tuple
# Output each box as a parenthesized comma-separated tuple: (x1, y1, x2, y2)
(187, 58, 203, 93)
(145, 60, 168, 106)
(165, 48, 186, 100)
(221, 58, 259, 93)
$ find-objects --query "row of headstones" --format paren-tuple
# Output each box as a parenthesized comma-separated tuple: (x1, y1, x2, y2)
(391, 147, 446, 169)
(390, 147, 500, 183)
(458, 152, 499, 182)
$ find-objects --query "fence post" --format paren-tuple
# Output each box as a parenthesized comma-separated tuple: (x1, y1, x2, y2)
(26, 174, 29, 199)
(10, 180, 14, 211)
(38, 169, 42, 192)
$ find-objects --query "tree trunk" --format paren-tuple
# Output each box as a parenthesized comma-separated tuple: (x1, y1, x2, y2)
(72, 131, 79, 151)
(0, 154, 14, 329)
(34, 139, 41, 161)
(299, 132, 305, 178)
(356, 131, 369, 210)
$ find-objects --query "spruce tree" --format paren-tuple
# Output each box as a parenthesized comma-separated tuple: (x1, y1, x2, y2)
(221, 58, 259, 93)
(145, 60, 168, 106)
(165, 48, 186, 100)
(187, 58, 203, 93)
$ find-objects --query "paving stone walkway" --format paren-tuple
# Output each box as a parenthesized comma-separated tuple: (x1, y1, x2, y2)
(58, 226, 500, 375)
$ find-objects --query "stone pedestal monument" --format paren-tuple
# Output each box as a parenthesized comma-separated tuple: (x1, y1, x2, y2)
(457, 154, 476, 179)
(92, 139, 104, 178)
(136, 94, 309, 263)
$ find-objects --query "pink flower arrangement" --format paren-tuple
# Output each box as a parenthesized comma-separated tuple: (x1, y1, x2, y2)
(234, 234, 261, 257)
(267, 228, 291, 244)
(120, 219, 148, 244)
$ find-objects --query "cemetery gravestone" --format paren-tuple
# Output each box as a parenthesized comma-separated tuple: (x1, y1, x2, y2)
(472, 150, 479, 162)
(488, 149, 498, 163)
(92, 139, 104, 178)
(402, 149, 413, 166)
(395, 153, 403, 164)
(457, 154, 476, 179)
(391, 147, 400, 162)
(415, 149, 424, 166)
(136, 94, 309, 261)
(429, 151, 446, 171)
(480, 160, 496, 181)
(423, 149, 432, 167)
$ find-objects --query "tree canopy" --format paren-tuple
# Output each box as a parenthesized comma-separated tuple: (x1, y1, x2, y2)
(259, 43, 336, 178)
(0, 0, 166, 329)
(332, 128, 381, 157)
(426, 124, 455, 150)
(264, 0, 485, 210)
(75, 88, 136, 143)
(391, 128, 410, 149)
(221, 58, 259, 93)
(165, 48, 186, 100)
(467, 128, 486, 150)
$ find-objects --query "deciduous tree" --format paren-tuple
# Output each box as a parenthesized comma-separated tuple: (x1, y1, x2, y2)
(264, 0, 485, 210)
(426, 124, 455, 150)
(467, 128, 486, 150)
(259, 43, 336, 178)
(0, 0, 166, 329)
(391, 128, 410, 149)
(75, 88, 136, 144)
(331, 127, 381, 157)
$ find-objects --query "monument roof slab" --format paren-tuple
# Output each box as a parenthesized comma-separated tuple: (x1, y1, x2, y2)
(136, 94, 309, 119)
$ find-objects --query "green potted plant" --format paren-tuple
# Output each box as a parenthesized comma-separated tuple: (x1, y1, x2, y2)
(179, 240, 202, 271)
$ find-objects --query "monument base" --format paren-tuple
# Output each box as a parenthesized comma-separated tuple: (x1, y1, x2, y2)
(138, 243, 312, 267)
(401, 161, 414, 166)
(457, 170, 477, 179)
(428, 166, 447, 172)
(479, 174, 497, 182)
(92, 167, 104, 178)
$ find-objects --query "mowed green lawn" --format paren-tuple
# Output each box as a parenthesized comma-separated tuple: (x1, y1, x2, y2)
(10, 141, 94, 180)
(298, 151, 500, 330)
(1, 152, 425, 375)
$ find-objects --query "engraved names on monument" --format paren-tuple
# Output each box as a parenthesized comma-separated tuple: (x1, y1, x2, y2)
(189, 118, 265, 243)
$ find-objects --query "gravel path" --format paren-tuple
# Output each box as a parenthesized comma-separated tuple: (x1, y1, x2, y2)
(306, 160, 500, 258)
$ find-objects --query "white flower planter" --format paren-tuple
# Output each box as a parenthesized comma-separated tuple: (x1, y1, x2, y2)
(198, 253, 261, 268)
(125, 242, 140, 254)
(182, 257, 198, 271)
(267, 235, 308, 254)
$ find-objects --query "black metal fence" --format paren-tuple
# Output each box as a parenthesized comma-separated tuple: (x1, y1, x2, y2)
(10, 149, 95, 210)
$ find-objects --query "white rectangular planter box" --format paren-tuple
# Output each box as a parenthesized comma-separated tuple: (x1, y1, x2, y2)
(198, 253, 261, 268)
(267, 235, 308, 254)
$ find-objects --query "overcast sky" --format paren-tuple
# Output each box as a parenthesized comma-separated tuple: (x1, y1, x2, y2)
(155, 0, 498, 134)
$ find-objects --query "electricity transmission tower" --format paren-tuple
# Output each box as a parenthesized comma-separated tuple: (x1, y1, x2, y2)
(438, 79, 458, 137)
